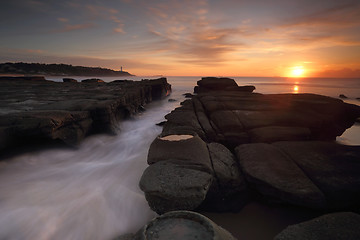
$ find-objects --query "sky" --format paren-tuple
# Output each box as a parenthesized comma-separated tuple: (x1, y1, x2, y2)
(0, 0, 359, 77)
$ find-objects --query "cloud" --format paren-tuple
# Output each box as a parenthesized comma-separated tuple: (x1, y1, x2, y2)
(144, 0, 247, 65)
(55, 23, 95, 33)
(57, 17, 69, 23)
(0, 47, 168, 72)
(284, 2, 360, 28)
(314, 68, 360, 78)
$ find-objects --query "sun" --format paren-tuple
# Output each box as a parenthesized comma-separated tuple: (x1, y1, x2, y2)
(290, 66, 305, 77)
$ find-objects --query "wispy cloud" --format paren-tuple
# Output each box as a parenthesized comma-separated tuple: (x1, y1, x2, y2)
(283, 2, 360, 28)
(55, 23, 95, 33)
(144, 0, 247, 65)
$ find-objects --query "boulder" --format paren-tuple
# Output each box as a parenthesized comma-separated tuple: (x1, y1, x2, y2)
(133, 211, 236, 240)
(274, 212, 360, 240)
(147, 135, 212, 173)
(235, 143, 326, 208)
(195, 77, 238, 93)
(139, 160, 213, 214)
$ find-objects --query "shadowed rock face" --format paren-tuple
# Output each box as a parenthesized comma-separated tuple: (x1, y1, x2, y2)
(0, 77, 171, 152)
(274, 212, 360, 240)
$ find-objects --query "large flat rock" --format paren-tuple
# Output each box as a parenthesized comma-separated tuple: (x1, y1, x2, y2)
(235, 143, 326, 208)
(0, 77, 171, 152)
(235, 141, 360, 210)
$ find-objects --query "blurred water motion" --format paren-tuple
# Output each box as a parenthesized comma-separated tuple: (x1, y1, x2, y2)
(0, 98, 182, 240)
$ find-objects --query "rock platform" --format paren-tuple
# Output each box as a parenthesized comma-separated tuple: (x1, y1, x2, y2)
(140, 77, 360, 215)
(0, 76, 171, 153)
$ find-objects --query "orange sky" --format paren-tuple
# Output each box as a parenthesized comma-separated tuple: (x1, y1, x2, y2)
(1, 0, 359, 77)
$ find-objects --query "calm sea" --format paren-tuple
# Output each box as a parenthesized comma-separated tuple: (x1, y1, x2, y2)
(0, 76, 358, 240)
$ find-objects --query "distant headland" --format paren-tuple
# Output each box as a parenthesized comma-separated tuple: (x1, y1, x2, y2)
(0, 62, 134, 76)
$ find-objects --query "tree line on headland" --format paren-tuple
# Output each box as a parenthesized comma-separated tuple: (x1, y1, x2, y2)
(0, 62, 133, 76)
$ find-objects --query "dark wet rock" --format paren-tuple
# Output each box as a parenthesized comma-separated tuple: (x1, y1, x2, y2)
(133, 211, 236, 240)
(274, 141, 360, 209)
(225, 85, 256, 93)
(194, 77, 238, 93)
(194, 92, 360, 147)
(147, 135, 212, 173)
(139, 160, 213, 214)
(201, 143, 248, 212)
(168, 98, 177, 102)
(140, 77, 360, 215)
(235, 143, 327, 208)
(339, 94, 348, 99)
(183, 93, 194, 98)
(81, 78, 105, 83)
(248, 126, 311, 143)
(161, 105, 206, 139)
(141, 78, 172, 100)
(0, 77, 172, 152)
(235, 141, 360, 210)
(274, 212, 360, 240)
(155, 121, 166, 126)
(63, 78, 77, 83)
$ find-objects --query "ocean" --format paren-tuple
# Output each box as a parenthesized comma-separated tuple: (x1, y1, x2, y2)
(0, 76, 359, 239)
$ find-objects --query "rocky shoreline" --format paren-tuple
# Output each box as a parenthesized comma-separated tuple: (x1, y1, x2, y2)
(135, 77, 360, 239)
(0, 76, 171, 155)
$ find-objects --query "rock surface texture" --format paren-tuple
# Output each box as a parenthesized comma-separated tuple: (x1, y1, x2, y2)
(130, 211, 236, 240)
(0, 77, 171, 152)
(140, 77, 360, 214)
(274, 212, 360, 240)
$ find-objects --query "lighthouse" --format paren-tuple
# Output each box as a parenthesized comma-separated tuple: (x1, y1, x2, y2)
(120, 66, 123, 72)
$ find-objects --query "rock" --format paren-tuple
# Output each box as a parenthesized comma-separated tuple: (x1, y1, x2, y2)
(194, 92, 360, 147)
(147, 135, 212, 173)
(248, 126, 311, 143)
(81, 78, 105, 83)
(139, 160, 213, 214)
(235, 141, 360, 210)
(0, 77, 172, 152)
(195, 77, 238, 93)
(225, 85, 256, 93)
(155, 121, 166, 126)
(274, 212, 360, 240)
(63, 78, 77, 83)
(133, 211, 236, 240)
(183, 93, 194, 98)
(168, 98, 177, 102)
(141, 78, 172, 100)
(235, 143, 327, 208)
(201, 142, 248, 212)
(274, 141, 360, 209)
(339, 94, 348, 99)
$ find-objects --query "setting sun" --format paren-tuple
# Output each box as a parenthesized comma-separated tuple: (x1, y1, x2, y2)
(290, 66, 305, 77)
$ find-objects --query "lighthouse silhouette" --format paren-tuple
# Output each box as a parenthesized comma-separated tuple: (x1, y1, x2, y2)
(120, 66, 123, 72)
